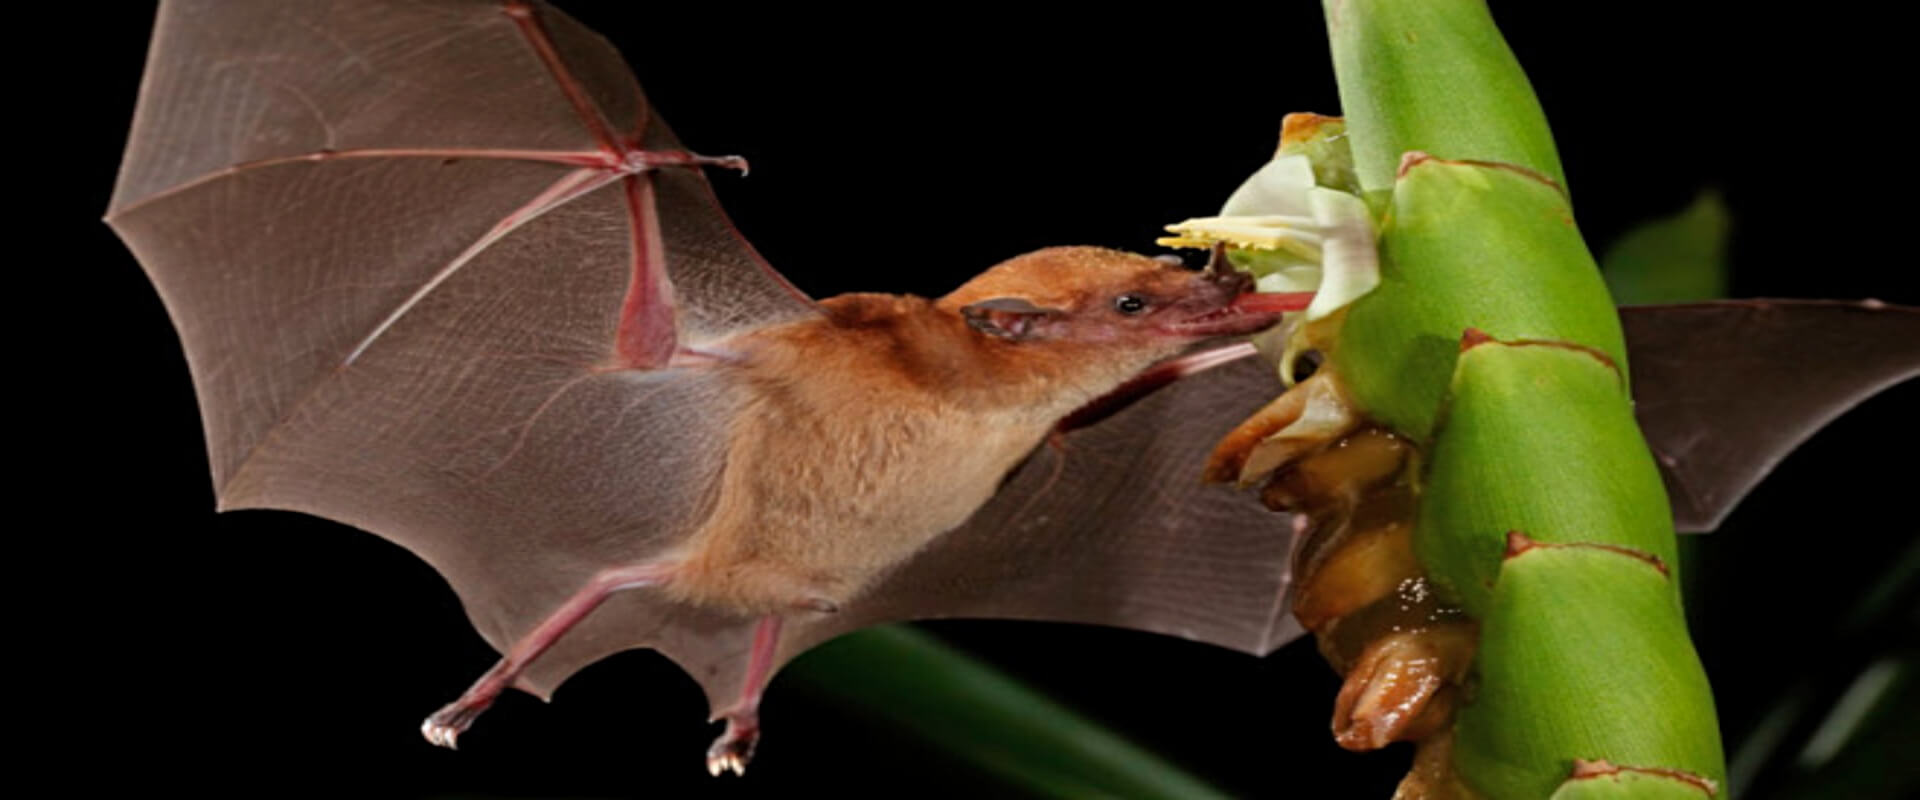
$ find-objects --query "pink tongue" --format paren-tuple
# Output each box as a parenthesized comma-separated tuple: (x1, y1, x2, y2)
(1231, 292, 1315, 314)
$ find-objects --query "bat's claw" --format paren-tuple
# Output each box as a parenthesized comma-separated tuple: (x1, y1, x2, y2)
(420, 697, 491, 750)
(704, 713, 760, 777)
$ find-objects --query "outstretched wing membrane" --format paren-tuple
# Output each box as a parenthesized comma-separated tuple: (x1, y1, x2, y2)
(108, 0, 813, 698)
(1620, 300, 1920, 532)
(111, 0, 1920, 717)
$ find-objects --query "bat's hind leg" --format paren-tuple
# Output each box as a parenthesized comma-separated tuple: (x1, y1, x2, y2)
(420, 561, 676, 749)
(706, 615, 782, 777)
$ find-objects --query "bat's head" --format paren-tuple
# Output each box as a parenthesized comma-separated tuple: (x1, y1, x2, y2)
(937, 246, 1282, 349)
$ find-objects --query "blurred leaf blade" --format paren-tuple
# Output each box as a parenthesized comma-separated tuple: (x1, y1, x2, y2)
(1602, 189, 1730, 305)
(1727, 540, 1920, 798)
(1776, 654, 1919, 800)
(789, 626, 1232, 800)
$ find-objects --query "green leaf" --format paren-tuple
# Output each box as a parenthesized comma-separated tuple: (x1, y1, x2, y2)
(788, 626, 1231, 800)
(1601, 190, 1731, 305)
(1727, 542, 1920, 798)
(1773, 656, 1920, 800)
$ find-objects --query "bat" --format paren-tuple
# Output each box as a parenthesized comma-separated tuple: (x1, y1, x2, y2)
(104, 0, 1919, 788)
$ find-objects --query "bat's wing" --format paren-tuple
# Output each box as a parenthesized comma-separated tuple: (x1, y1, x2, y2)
(1620, 300, 1920, 532)
(107, 0, 1296, 718)
(732, 300, 1920, 710)
(762, 357, 1305, 700)
(108, 0, 815, 697)
(111, 0, 1920, 726)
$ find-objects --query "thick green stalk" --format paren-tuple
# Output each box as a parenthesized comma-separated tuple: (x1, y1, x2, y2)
(1324, 0, 1564, 197)
(1324, 0, 1726, 796)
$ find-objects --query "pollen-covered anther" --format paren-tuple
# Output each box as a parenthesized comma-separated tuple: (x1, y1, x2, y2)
(1157, 215, 1327, 258)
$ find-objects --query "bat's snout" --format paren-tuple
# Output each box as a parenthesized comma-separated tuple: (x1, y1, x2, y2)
(1196, 242, 1254, 297)
(1158, 267, 1282, 339)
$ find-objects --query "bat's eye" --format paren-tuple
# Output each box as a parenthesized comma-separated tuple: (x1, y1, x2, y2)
(1113, 294, 1149, 315)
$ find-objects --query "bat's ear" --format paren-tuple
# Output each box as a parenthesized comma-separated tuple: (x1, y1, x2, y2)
(962, 297, 1063, 341)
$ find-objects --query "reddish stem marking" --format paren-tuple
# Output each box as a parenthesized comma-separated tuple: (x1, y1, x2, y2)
(1457, 328, 1622, 377)
(1569, 760, 1718, 796)
(1397, 150, 1569, 198)
(1503, 530, 1670, 577)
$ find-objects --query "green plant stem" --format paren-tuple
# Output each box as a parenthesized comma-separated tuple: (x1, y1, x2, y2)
(1322, 0, 1727, 795)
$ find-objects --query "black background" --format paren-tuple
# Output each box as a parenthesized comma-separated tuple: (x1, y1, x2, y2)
(42, 2, 1916, 797)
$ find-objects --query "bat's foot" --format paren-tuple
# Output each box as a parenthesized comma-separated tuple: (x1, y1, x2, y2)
(420, 696, 492, 750)
(705, 712, 760, 777)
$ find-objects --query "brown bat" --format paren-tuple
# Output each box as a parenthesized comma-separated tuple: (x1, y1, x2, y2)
(107, 0, 1919, 780)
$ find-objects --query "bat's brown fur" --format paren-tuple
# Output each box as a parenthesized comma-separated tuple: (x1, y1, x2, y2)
(663, 246, 1276, 613)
